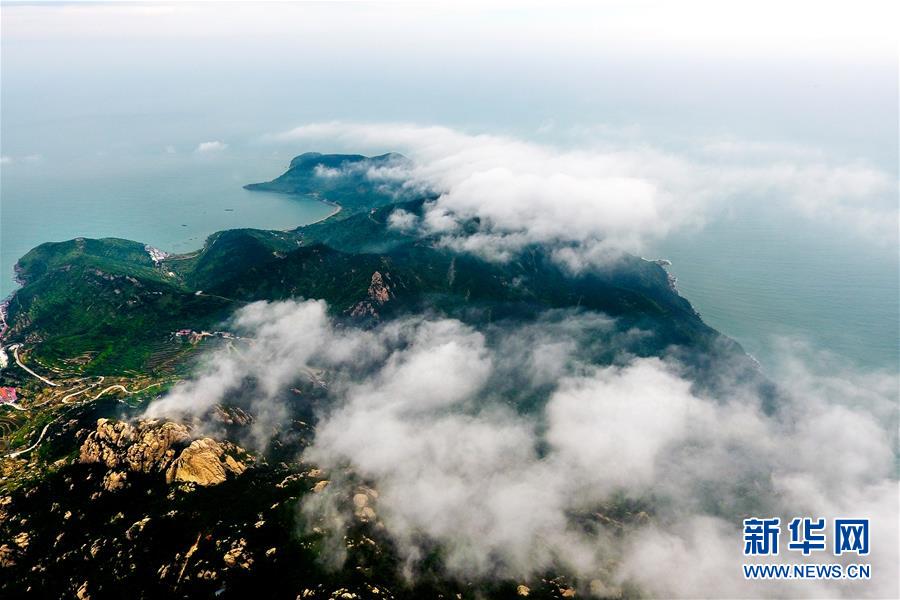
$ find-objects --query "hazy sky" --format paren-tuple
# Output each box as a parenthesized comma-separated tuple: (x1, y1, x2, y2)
(2, 1, 897, 169)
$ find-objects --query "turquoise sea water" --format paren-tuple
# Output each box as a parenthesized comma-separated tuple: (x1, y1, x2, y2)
(3, 150, 895, 373)
(0, 152, 334, 299)
(2, 144, 897, 372)
(652, 209, 899, 372)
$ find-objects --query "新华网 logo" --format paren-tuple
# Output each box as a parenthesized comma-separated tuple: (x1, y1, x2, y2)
(742, 517, 871, 581)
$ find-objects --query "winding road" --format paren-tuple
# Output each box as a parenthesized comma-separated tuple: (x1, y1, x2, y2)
(9, 344, 60, 387)
(5, 419, 56, 459)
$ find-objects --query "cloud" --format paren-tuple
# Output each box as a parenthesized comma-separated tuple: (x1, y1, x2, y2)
(0, 154, 44, 164)
(144, 299, 899, 597)
(194, 140, 228, 153)
(386, 208, 419, 232)
(313, 164, 343, 178)
(267, 122, 897, 269)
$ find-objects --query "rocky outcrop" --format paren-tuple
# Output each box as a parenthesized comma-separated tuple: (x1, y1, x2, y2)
(12, 532, 29, 550)
(0, 544, 15, 568)
(165, 437, 246, 487)
(222, 538, 253, 570)
(349, 271, 394, 318)
(352, 486, 378, 522)
(79, 419, 246, 487)
(79, 419, 190, 474)
(101, 470, 127, 492)
(367, 271, 391, 304)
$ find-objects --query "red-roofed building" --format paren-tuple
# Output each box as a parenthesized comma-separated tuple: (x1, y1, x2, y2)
(0, 387, 17, 403)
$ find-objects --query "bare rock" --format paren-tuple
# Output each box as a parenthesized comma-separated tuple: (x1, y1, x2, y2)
(79, 419, 245, 488)
(165, 438, 245, 487)
(79, 419, 189, 475)
(124, 421, 191, 473)
(76, 581, 91, 600)
(102, 471, 128, 492)
(352, 487, 378, 522)
(0, 544, 15, 567)
(125, 517, 150, 541)
(349, 271, 394, 318)
(222, 538, 252, 569)
(12, 532, 29, 550)
(367, 271, 392, 304)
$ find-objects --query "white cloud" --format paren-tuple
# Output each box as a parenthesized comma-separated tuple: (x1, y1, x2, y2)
(1, 154, 45, 164)
(313, 164, 342, 178)
(194, 140, 228, 153)
(268, 122, 897, 270)
(387, 208, 419, 232)
(144, 299, 899, 597)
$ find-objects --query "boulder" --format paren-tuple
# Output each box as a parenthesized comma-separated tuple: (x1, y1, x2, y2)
(79, 419, 189, 474)
(165, 438, 246, 487)
(79, 419, 245, 488)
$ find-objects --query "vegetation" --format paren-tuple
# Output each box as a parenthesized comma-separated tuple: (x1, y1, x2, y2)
(0, 152, 765, 599)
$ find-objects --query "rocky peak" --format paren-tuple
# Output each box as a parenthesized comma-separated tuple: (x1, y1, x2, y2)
(79, 418, 190, 474)
(165, 437, 246, 487)
(367, 271, 392, 305)
(349, 271, 394, 319)
(79, 419, 246, 487)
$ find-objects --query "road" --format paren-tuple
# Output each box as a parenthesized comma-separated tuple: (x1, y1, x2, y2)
(5, 419, 56, 458)
(9, 344, 60, 387)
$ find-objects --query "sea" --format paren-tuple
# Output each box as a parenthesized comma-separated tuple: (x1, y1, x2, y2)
(2, 2, 896, 374)
(0, 150, 334, 299)
(653, 210, 899, 372)
(2, 147, 896, 373)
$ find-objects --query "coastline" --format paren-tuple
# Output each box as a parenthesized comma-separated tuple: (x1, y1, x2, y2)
(1, 194, 344, 312)
(286, 199, 341, 230)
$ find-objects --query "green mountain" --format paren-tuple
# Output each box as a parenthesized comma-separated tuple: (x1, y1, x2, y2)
(243, 151, 413, 212)
(0, 153, 767, 599)
(4, 154, 747, 378)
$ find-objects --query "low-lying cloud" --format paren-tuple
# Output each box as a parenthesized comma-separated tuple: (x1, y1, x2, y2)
(266, 122, 897, 270)
(145, 299, 899, 598)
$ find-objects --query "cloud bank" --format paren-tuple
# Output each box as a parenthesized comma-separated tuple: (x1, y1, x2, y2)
(145, 299, 899, 598)
(194, 140, 228, 153)
(267, 122, 897, 270)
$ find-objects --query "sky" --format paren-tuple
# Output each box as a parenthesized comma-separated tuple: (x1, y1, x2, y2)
(1, 1, 897, 169)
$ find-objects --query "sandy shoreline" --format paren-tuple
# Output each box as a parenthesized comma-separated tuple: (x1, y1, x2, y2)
(281, 200, 341, 232)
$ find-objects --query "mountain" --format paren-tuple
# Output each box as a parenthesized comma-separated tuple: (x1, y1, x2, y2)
(0, 153, 768, 599)
(243, 152, 414, 213)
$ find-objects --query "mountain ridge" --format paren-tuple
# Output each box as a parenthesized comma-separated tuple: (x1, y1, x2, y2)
(0, 151, 771, 599)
